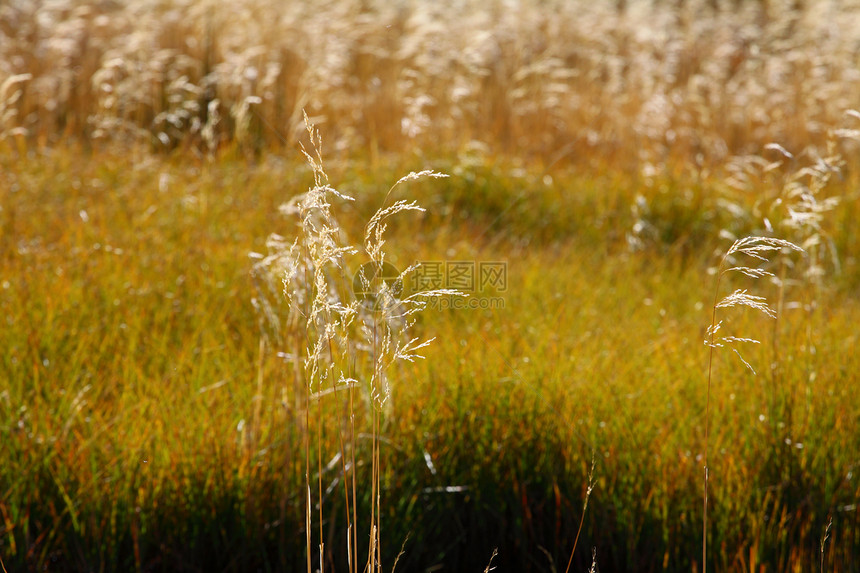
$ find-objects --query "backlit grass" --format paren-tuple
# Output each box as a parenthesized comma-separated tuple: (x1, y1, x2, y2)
(1, 146, 858, 571)
(3, 0, 860, 570)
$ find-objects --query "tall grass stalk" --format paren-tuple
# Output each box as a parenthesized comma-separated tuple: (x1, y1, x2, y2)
(703, 236, 803, 573)
(273, 113, 458, 573)
(482, 548, 498, 573)
(820, 516, 832, 573)
(564, 455, 595, 573)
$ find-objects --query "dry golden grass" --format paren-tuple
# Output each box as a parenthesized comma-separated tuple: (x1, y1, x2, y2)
(3, 0, 860, 168)
(261, 115, 459, 573)
(1, 146, 858, 570)
(2, 1, 860, 572)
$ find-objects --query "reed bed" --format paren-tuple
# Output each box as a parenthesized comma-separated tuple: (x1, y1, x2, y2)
(2, 0, 860, 168)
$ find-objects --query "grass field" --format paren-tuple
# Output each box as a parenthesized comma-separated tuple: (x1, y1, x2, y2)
(2, 1, 860, 572)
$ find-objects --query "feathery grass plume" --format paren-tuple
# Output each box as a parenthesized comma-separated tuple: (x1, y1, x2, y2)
(357, 168, 462, 573)
(702, 235, 803, 573)
(780, 142, 845, 285)
(361, 173, 457, 410)
(753, 114, 859, 286)
(754, 119, 857, 423)
(0, 73, 31, 141)
(254, 113, 459, 573)
(286, 116, 359, 573)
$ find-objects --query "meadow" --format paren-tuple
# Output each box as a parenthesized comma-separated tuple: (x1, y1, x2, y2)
(2, 0, 860, 571)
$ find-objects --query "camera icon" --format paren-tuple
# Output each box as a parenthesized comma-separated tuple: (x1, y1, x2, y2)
(352, 261, 403, 311)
